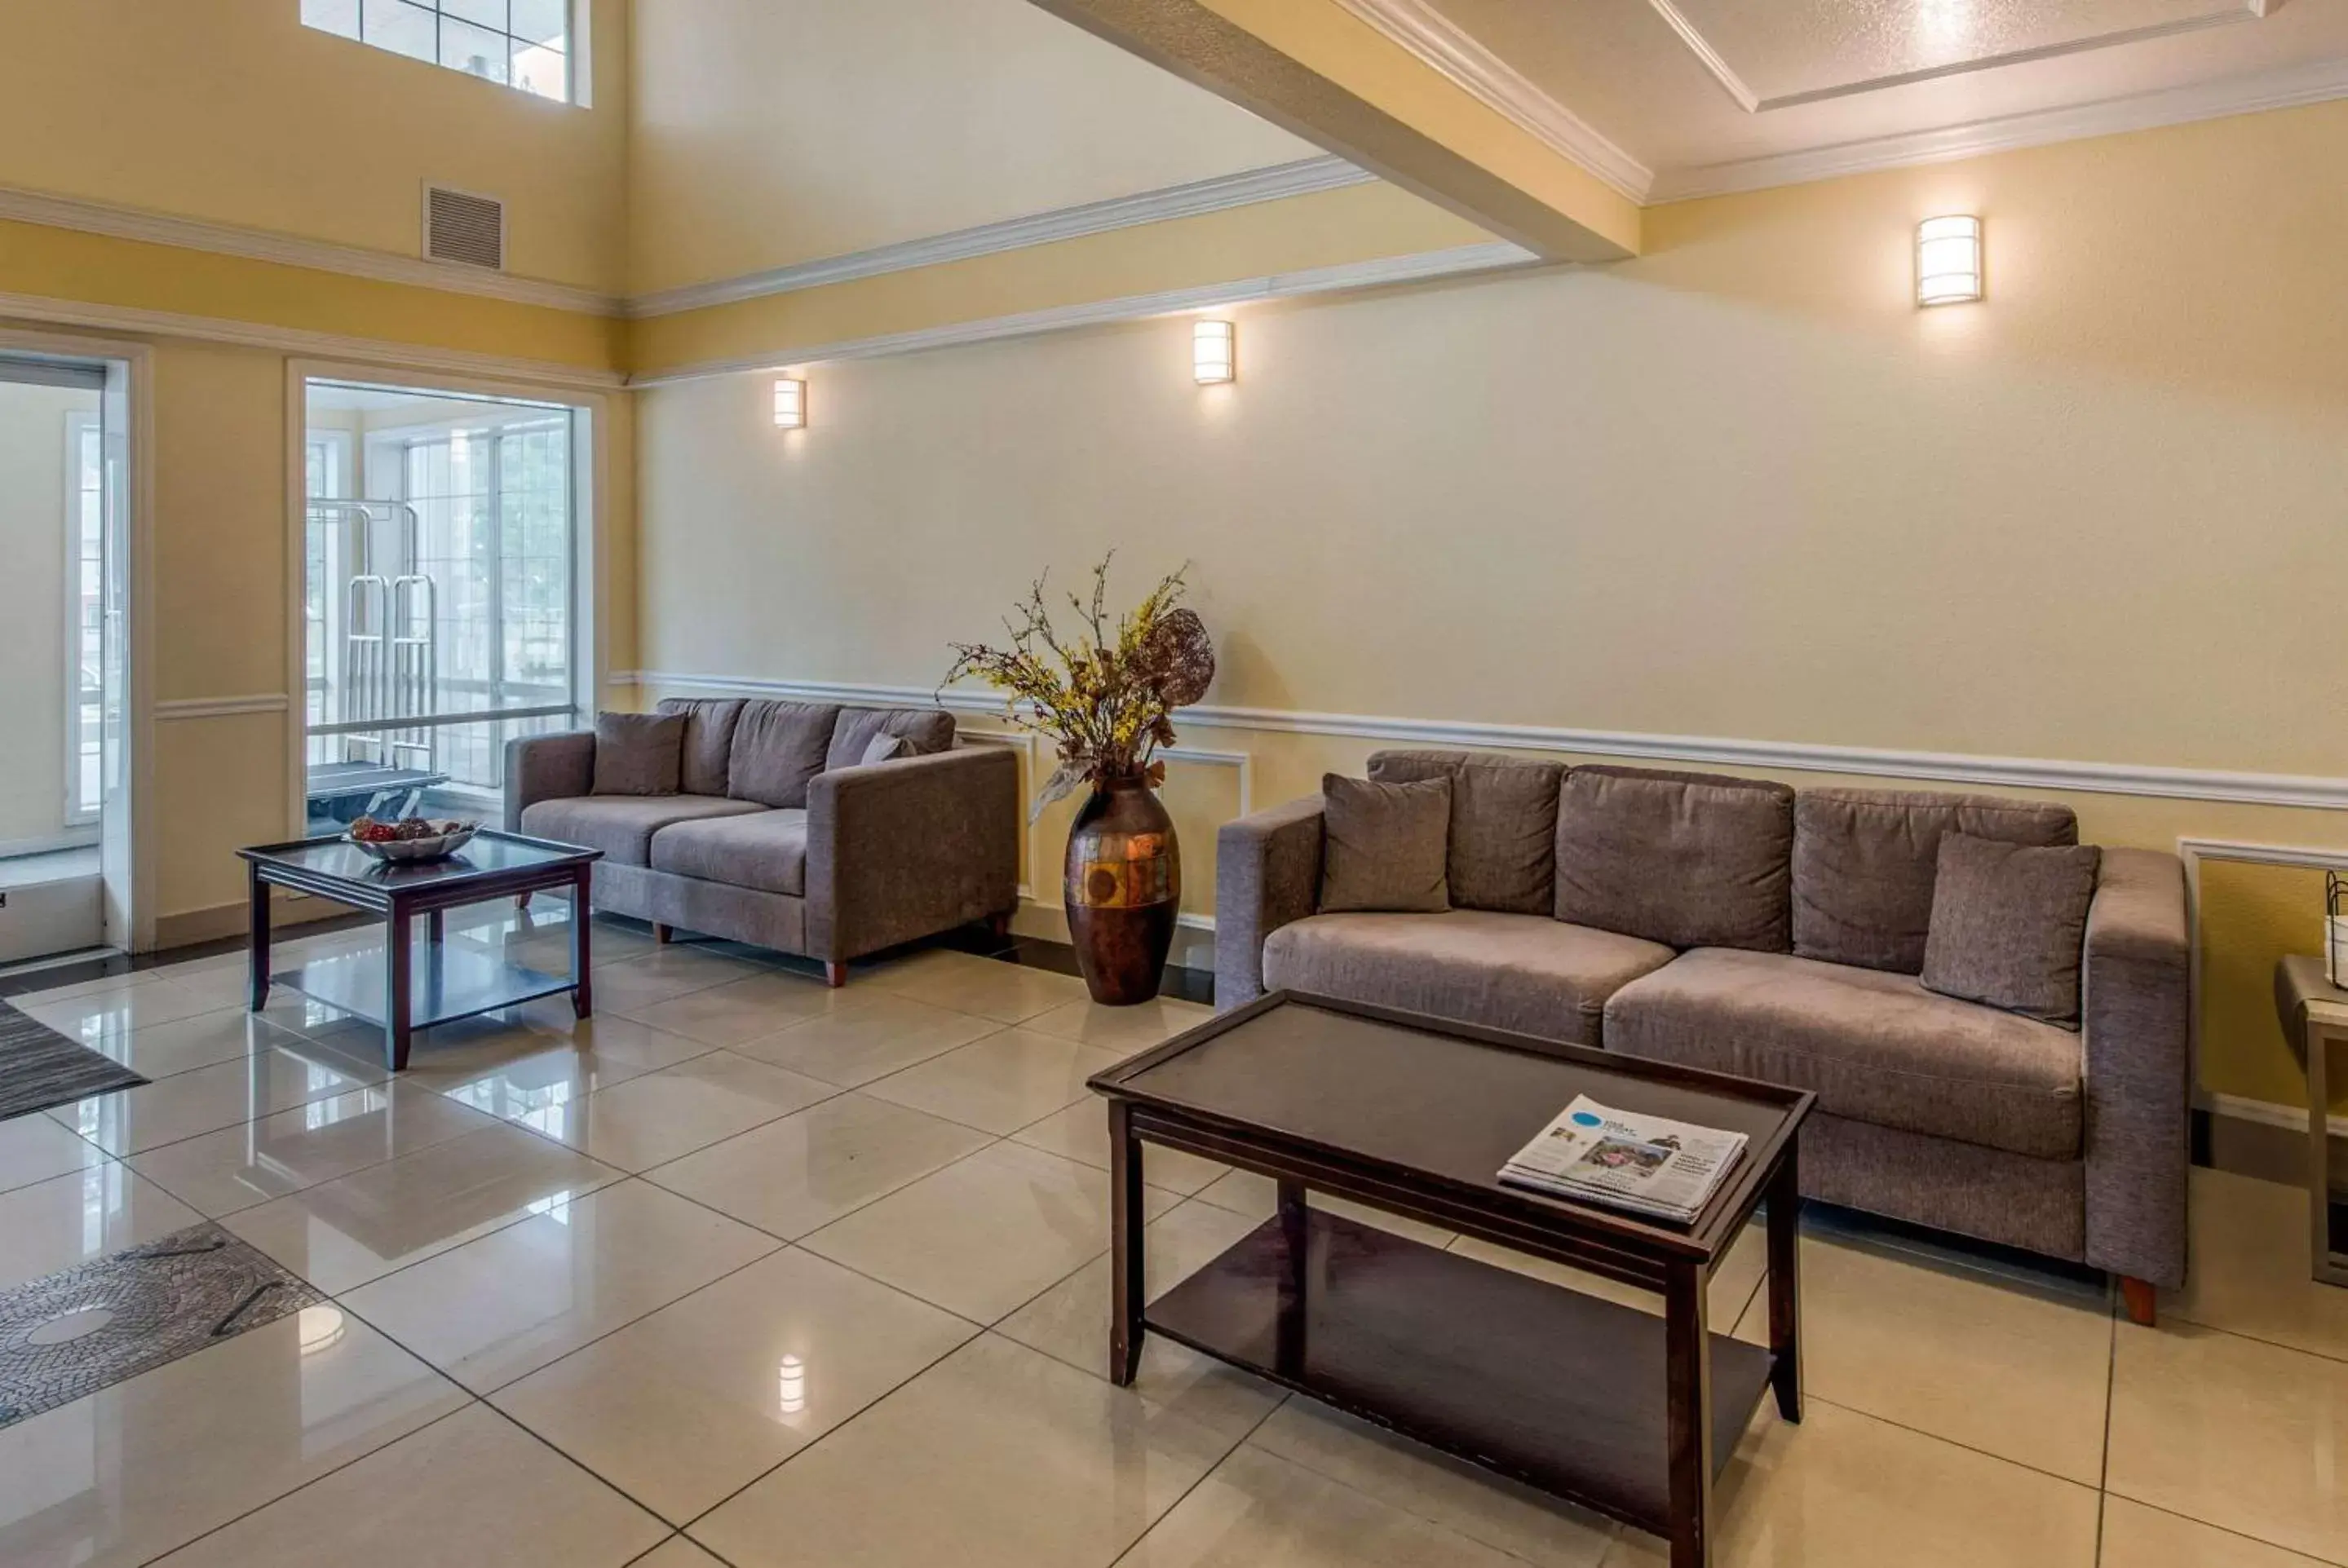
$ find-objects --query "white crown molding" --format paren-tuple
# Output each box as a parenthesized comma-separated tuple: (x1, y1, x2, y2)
(0, 289, 627, 391)
(626, 241, 1538, 386)
(626, 157, 1380, 319)
(1646, 0, 2268, 115)
(618, 672, 2348, 811)
(1327, 0, 1654, 201)
(0, 185, 621, 316)
(154, 694, 291, 721)
(1651, 52, 2348, 201)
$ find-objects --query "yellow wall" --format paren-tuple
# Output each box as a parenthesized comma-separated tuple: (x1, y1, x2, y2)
(0, 0, 630, 294)
(626, 0, 1315, 296)
(634, 99, 2348, 1111)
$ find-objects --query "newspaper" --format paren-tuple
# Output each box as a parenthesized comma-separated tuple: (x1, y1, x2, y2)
(1498, 1096, 1746, 1222)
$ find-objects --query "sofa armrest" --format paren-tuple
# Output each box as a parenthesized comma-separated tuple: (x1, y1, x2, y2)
(1214, 795, 1326, 1008)
(2080, 846, 2191, 1288)
(503, 731, 597, 832)
(805, 746, 1019, 961)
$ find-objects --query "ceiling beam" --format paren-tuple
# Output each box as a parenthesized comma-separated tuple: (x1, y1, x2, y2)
(1025, 0, 1640, 262)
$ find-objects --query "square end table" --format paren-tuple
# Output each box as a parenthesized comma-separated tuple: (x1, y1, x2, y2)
(238, 831, 602, 1071)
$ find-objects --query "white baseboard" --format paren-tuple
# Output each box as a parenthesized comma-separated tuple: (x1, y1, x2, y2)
(2204, 1091, 2348, 1140)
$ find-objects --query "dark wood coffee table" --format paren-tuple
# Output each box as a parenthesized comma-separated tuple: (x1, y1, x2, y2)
(1088, 991, 1813, 1568)
(239, 831, 602, 1071)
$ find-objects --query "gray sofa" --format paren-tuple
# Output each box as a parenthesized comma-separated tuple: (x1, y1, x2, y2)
(1216, 750, 2191, 1313)
(506, 699, 1019, 984)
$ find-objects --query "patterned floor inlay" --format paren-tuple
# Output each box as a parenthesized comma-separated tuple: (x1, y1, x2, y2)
(0, 1221, 326, 1426)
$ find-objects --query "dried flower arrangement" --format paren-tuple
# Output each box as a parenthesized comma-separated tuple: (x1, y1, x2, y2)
(944, 553, 1215, 819)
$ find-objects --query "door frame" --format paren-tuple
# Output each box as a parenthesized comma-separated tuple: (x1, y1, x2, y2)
(282, 358, 615, 841)
(0, 325, 156, 952)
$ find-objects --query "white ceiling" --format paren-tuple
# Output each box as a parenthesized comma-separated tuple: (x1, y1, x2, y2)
(1395, 0, 2348, 197)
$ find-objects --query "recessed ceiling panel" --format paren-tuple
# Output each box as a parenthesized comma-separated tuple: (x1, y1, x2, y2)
(1653, 0, 2267, 109)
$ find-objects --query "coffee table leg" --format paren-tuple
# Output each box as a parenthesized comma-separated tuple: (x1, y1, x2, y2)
(1108, 1099, 1144, 1386)
(1276, 1179, 1310, 1375)
(1665, 1259, 1714, 1568)
(1767, 1145, 1803, 1422)
(384, 905, 413, 1072)
(246, 864, 271, 1011)
(570, 868, 594, 1018)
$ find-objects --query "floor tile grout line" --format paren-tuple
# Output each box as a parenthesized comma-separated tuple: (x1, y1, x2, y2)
(1796, 1389, 2108, 1494)
(2111, 1493, 2347, 1566)
(1101, 1371, 1298, 1568)
(117, 1389, 489, 1568)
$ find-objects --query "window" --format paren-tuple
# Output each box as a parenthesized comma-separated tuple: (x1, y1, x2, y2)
(65, 414, 104, 824)
(303, 433, 352, 749)
(301, 0, 573, 103)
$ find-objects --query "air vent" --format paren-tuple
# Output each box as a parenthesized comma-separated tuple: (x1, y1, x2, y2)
(422, 185, 506, 271)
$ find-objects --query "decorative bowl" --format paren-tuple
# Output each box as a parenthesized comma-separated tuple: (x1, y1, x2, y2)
(346, 819, 480, 864)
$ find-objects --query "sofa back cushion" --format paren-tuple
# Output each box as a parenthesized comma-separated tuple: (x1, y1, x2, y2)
(1920, 834, 2102, 1028)
(654, 698, 746, 796)
(1369, 749, 1563, 916)
(1319, 773, 1453, 913)
(590, 711, 685, 797)
(1793, 788, 2078, 974)
(727, 700, 842, 808)
(826, 706, 957, 771)
(1554, 765, 1794, 951)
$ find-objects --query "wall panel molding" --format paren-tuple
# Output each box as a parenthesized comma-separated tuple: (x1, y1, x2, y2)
(0, 291, 626, 391)
(1650, 53, 2348, 201)
(626, 157, 1379, 318)
(0, 185, 620, 316)
(626, 241, 1538, 384)
(618, 671, 2348, 811)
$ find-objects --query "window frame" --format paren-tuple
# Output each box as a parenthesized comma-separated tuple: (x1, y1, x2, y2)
(300, 0, 581, 106)
(63, 411, 104, 828)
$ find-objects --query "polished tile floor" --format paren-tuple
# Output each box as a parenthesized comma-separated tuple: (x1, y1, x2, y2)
(2, 907, 2343, 1566)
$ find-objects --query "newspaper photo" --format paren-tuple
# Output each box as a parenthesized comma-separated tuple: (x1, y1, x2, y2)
(1498, 1096, 1747, 1221)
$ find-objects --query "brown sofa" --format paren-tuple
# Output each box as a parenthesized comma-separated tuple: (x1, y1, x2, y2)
(1216, 750, 2191, 1312)
(506, 699, 1019, 984)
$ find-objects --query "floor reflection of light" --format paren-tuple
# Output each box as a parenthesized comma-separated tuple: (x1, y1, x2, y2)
(525, 1190, 575, 1226)
(779, 1354, 807, 1416)
(298, 1305, 347, 1355)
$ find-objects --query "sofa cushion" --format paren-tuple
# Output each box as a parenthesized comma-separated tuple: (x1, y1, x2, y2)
(590, 712, 685, 797)
(827, 707, 956, 771)
(1603, 947, 2083, 1159)
(1262, 909, 1676, 1045)
(652, 808, 809, 896)
(1921, 835, 2102, 1028)
(1369, 749, 1563, 916)
(727, 701, 842, 809)
(1319, 773, 1451, 913)
(654, 698, 747, 797)
(1554, 766, 1794, 952)
(520, 794, 766, 866)
(1793, 788, 2078, 974)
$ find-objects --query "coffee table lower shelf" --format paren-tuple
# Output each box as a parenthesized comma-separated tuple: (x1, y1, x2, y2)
(1143, 1206, 1775, 1535)
(275, 945, 575, 1033)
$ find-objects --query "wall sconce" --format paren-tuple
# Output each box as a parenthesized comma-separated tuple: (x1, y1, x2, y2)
(1192, 320, 1235, 384)
(1916, 216, 1983, 307)
(772, 377, 807, 428)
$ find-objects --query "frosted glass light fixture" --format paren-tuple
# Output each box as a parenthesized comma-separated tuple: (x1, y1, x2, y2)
(1192, 320, 1236, 384)
(773, 377, 807, 428)
(1916, 216, 1983, 306)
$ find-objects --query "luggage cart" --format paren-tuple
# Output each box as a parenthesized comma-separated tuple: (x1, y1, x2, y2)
(307, 499, 436, 774)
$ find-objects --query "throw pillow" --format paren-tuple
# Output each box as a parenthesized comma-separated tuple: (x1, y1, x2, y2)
(860, 732, 910, 766)
(827, 707, 956, 771)
(1369, 749, 1563, 916)
(1920, 833, 2103, 1028)
(590, 711, 685, 797)
(1318, 773, 1451, 914)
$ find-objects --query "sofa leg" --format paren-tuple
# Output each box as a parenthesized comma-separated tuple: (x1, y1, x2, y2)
(2120, 1276, 2157, 1327)
(652, 923, 674, 946)
(824, 961, 848, 989)
(987, 911, 1014, 942)
(516, 892, 531, 912)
